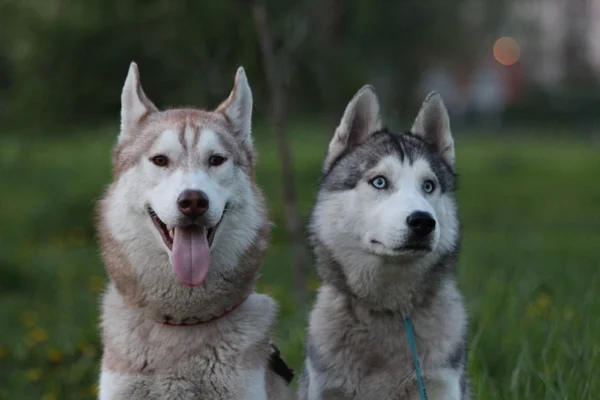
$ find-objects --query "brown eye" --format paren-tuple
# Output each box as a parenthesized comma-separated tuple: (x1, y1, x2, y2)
(151, 155, 169, 167)
(209, 155, 227, 167)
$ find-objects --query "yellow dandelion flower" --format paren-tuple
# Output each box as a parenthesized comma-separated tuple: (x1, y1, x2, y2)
(89, 275, 105, 293)
(41, 394, 58, 400)
(90, 384, 100, 396)
(79, 343, 97, 358)
(20, 310, 37, 327)
(536, 293, 551, 309)
(525, 303, 538, 319)
(48, 348, 63, 363)
(28, 327, 48, 344)
(25, 368, 43, 382)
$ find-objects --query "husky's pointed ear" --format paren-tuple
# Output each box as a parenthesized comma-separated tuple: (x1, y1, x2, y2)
(411, 92, 455, 166)
(119, 62, 158, 142)
(216, 67, 253, 147)
(325, 85, 382, 171)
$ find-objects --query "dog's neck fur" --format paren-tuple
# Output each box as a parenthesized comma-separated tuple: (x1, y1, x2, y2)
(156, 294, 250, 326)
(312, 242, 458, 316)
(100, 284, 279, 377)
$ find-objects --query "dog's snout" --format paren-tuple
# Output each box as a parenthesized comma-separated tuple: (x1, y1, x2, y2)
(177, 190, 209, 217)
(406, 211, 436, 236)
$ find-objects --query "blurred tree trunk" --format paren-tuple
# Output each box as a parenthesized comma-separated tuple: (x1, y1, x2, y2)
(313, 0, 345, 131)
(252, 0, 309, 303)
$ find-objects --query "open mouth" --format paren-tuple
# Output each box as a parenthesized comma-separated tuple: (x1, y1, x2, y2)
(146, 206, 226, 251)
(393, 244, 431, 252)
(146, 205, 229, 287)
(370, 239, 432, 255)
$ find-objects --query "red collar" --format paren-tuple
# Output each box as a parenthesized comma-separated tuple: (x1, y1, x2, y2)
(157, 296, 248, 327)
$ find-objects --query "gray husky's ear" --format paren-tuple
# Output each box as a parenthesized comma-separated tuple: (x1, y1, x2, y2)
(216, 67, 253, 148)
(119, 62, 158, 142)
(411, 92, 455, 166)
(325, 85, 382, 171)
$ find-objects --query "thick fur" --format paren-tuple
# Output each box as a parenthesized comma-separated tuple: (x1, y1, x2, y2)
(97, 63, 291, 399)
(298, 86, 470, 400)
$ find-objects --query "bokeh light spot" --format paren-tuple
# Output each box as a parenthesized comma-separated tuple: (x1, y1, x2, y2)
(493, 37, 520, 66)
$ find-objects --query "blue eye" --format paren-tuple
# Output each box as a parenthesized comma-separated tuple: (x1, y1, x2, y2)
(370, 176, 388, 190)
(422, 180, 436, 194)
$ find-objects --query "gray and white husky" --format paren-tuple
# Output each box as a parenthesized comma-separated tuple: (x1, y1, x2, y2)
(97, 62, 293, 399)
(298, 86, 469, 400)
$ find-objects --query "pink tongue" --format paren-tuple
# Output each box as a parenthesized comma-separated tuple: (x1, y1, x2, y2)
(171, 226, 211, 286)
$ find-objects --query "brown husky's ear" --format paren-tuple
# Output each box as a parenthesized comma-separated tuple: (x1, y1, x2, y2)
(119, 62, 158, 143)
(411, 91, 455, 166)
(216, 67, 253, 148)
(325, 85, 382, 172)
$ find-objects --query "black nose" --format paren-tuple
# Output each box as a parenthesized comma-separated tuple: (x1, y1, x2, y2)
(177, 190, 209, 217)
(406, 211, 436, 236)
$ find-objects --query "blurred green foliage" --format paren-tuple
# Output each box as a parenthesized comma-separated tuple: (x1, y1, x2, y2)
(0, 122, 599, 399)
(0, 0, 469, 129)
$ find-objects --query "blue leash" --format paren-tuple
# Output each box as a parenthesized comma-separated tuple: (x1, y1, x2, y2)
(403, 316, 428, 400)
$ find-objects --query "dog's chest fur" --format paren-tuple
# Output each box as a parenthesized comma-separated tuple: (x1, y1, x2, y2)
(100, 288, 282, 400)
(303, 284, 466, 399)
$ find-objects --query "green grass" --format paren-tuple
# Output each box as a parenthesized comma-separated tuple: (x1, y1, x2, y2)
(0, 123, 599, 399)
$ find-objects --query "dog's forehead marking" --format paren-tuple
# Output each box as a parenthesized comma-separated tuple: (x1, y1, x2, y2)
(183, 123, 196, 152)
(196, 128, 225, 154)
(407, 158, 434, 177)
(369, 131, 455, 193)
(151, 126, 228, 166)
(371, 155, 433, 180)
(153, 129, 183, 156)
(373, 154, 402, 172)
(151, 110, 227, 153)
(112, 109, 254, 178)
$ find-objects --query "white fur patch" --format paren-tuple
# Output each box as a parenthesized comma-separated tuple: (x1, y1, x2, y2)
(306, 359, 320, 400)
(242, 365, 268, 400)
(196, 128, 226, 156)
(99, 371, 121, 400)
(151, 129, 182, 159)
(99, 293, 278, 398)
(409, 368, 461, 400)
